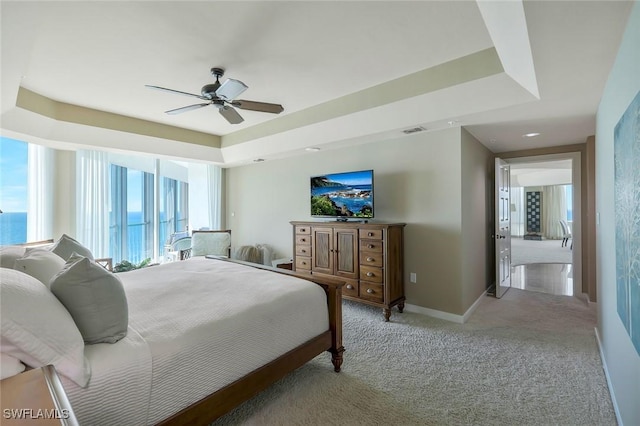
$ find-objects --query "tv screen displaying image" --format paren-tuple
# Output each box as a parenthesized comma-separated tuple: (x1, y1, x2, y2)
(310, 170, 374, 218)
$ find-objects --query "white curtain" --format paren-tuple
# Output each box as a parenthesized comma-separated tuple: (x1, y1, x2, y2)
(76, 150, 110, 258)
(27, 144, 54, 242)
(542, 185, 567, 239)
(207, 165, 222, 229)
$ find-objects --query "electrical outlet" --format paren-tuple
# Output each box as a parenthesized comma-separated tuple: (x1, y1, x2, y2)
(410, 272, 417, 283)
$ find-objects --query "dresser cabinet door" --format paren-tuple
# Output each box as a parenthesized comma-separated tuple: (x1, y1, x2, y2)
(311, 227, 333, 275)
(334, 228, 358, 279)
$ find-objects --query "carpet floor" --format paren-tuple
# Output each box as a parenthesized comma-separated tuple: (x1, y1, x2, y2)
(213, 290, 615, 425)
(511, 237, 573, 266)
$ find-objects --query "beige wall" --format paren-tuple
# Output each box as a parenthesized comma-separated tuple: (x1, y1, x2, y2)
(52, 150, 76, 239)
(461, 128, 494, 312)
(226, 127, 492, 315)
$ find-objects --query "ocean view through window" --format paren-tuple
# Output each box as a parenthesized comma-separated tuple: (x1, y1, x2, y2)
(0, 137, 28, 245)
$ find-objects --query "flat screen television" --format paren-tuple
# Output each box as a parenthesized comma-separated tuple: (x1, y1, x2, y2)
(310, 169, 374, 220)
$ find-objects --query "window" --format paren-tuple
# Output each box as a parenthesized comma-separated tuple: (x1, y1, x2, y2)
(564, 184, 573, 222)
(158, 176, 189, 256)
(109, 160, 189, 264)
(0, 137, 28, 245)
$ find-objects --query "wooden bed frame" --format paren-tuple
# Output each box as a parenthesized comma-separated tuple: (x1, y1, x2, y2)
(156, 258, 345, 425)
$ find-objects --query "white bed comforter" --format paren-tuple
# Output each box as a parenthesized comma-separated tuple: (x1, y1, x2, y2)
(61, 257, 329, 425)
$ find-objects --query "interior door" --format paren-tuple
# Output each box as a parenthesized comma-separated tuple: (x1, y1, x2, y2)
(495, 158, 512, 298)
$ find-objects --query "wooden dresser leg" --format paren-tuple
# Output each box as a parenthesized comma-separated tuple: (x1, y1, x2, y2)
(330, 346, 345, 372)
(398, 301, 405, 313)
(383, 308, 391, 322)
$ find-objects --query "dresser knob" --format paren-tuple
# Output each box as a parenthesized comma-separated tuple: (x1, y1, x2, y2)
(366, 272, 374, 277)
(366, 288, 374, 294)
(368, 232, 373, 237)
(367, 244, 374, 249)
(346, 284, 354, 290)
(301, 249, 306, 253)
(366, 257, 374, 262)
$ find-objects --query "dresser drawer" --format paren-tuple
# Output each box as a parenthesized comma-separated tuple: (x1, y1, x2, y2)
(360, 252, 383, 268)
(360, 239, 383, 253)
(296, 256, 311, 270)
(360, 265, 383, 283)
(295, 245, 311, 256)
(295, 225, 311, 235)
(342, 279, 359, 298)
(295, 234, 311, 245)
(360, 282, 384, 303)
(360, 229, 383, 240)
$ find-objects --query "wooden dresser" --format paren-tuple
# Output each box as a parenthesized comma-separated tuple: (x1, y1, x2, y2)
(291, 221, 405, 321)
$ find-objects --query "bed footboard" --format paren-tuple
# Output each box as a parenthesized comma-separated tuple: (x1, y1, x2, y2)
(157, 258, 344, 425)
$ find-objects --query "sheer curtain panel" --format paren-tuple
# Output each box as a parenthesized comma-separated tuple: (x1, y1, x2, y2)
(76, 150, 110, 258)
(27, 144, 54, 242)
(542, 185, 567, 239)
(208, 165, 223, 229)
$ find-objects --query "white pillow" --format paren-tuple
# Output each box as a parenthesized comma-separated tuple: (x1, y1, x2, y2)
(50, 254, 128, 344)
(191, 232, 231, 257)
(256, 244, 274, 266)
(0, 352, 26, 379)
(0, 267, 91, 387)
(13, 249, 66, 286)
(51, 234, 94, 261)
(0, 245, 27, 269)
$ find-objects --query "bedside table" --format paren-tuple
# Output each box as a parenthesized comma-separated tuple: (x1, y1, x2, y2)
(0, 365, 78, 425)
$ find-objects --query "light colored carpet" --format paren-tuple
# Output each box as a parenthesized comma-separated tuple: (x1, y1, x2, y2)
(511, 237, 572, 266)
(214, 291, 615, 425)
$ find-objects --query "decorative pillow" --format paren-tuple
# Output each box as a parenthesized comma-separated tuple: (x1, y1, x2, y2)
(0, 245, 27, 269)
(0, 268, 90, 387)
(0, 352, 26, 379)
(191, 232, 231, 257)
(50, 234, 94, 261)
(13, 249, 66, 286)
(50, 254, 128, 345)
(256, 243, 274, 266)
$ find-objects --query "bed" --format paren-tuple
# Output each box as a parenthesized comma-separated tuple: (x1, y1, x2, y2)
(1, 252, 344, 425)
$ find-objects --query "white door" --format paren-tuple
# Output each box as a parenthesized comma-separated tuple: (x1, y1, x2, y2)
(495, 158, 511, 298)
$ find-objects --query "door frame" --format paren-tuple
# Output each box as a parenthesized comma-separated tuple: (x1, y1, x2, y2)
(501, 152, 583, 299)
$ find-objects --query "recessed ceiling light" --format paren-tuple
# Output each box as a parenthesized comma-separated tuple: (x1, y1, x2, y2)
(523, 132, 540, 138)
(447, 120, 459, 127)
(490, 138, 497, 143)
(305, 147, 321, 152)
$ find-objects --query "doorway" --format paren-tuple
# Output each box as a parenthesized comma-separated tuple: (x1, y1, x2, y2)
(502, 152, 582, 297)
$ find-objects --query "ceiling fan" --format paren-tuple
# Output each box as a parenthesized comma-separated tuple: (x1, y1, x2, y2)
(145, 67, 284, 124)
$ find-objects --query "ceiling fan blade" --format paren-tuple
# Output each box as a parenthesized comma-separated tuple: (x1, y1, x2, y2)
(219, 105, 244, 124)
(215, 78, 248, 100)
(145, 85, 209, 100)
(232, 99, 284, 114)
(165, 103, 210, 115)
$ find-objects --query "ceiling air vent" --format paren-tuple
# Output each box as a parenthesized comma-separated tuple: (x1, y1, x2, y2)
(402, 126, 426, 134)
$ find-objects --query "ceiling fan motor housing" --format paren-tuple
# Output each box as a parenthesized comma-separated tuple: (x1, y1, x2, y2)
(201, 83, 220, 99)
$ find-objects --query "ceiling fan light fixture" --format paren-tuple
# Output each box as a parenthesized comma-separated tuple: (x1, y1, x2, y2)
(216, 78, 248, 101)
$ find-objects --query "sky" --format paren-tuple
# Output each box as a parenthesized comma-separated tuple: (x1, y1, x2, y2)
(0, 137, 28, 212)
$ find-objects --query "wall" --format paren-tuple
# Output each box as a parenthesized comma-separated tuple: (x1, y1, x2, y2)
(460, 128, 494, 311)
(52, 150, 76, 239)
(226, 127, 492, 316)
(595, 2, 640, 424)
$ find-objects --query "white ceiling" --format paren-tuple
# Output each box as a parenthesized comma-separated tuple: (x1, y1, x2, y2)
(0, 1, 633, 166)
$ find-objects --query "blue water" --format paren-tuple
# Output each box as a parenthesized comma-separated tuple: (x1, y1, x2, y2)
(312, 184, 373, 214)
(0, 212, 27, 245)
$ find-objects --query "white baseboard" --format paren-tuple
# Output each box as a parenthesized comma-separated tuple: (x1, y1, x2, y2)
(404, 290, 488, 324)
(594, 326, 623, 426)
